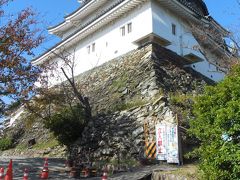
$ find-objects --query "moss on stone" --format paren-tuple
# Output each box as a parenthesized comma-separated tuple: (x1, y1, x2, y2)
(110, 73, 129, 91)
(110, 98, 148, 112)
(169, 92, 195, 106)
(169, 92, 196, 127)
(33, 138, 59, 150)
(15, 143, 28, 150)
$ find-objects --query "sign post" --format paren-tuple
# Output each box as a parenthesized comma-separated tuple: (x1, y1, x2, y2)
(155, 123, 180, 164)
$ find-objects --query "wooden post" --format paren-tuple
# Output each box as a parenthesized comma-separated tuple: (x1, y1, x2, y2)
(176, 114, 183, 165)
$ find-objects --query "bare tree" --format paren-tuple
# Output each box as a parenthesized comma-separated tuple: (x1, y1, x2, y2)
(50, 48, 92, 119)
(181, 20, 239, 73)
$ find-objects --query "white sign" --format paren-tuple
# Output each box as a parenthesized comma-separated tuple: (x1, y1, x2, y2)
(155, 124, 167, 160)
(155, 123, 179, 164)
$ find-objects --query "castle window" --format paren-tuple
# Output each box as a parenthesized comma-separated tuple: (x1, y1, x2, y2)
(127, 23, 132, 33)
(87, 45, 90, 54)
(120, 26, 125, 36)
(92, 43, 95, 52)
(172, 23, 176, 35)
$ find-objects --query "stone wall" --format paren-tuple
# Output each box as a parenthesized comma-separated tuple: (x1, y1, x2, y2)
(1, 43, 212, 161)
(0, 118, 66, 157)
(70, 43, 212, 162)
(75, 43, 212, 115)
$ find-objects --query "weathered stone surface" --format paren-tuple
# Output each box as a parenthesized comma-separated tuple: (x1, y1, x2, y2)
(151, 171, 194, 180)
(1, 43, 212, 161)
(68, 43, 212, 163)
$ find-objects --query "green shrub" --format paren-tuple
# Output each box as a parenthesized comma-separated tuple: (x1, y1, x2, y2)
(0, 138, 12, 151)
(33, 138, 59, 150)
(44, 104, 86, 147)
(169, 92, 195, 106)
(188, 65, 240, 179)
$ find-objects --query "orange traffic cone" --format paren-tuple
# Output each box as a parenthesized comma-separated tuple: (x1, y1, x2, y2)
(43, 159, 48, 168)
(0, 167, 4, 180)
(40, 158, 49, 179)
(69, 161, 80, 178)
(81, 168, 89, 178)
(23, 168, 29, 180)
(4, 159, 13, 180)
(101, 170, 108, 180)
(44, 158, 48, 164)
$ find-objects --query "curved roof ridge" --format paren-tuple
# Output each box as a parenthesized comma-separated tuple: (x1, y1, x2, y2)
(48, 0, 93, 31)
(34, 0, 229, 65)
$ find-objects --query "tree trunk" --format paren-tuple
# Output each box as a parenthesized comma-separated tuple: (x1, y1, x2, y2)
(61, 67, 92, 120)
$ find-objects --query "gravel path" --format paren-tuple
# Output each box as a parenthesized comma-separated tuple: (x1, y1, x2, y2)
(0, 156, 69, 179)
(0, 156, 177, 179)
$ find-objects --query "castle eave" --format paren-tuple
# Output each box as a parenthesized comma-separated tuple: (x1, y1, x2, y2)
(183, 53, 204, 63)
(48, 0, 109, 35)
(133, 33, 171, 47)
(158, 0, 208, 23)
(157, 0, 228, 38)
(33, 0, 148, 65)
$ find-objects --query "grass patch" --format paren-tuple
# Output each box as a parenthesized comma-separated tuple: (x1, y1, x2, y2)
(169, 92, 195, 106)
(157, 164, 198, 179)
(0, 138, 13, 151)
(111, 99, 147, 112)
(170, 164, 198, 179)
(110, 73, 129, 91)
(15, 143, 28, 150)
(109, 156, 140, 167)
(33, 138, 59, 150)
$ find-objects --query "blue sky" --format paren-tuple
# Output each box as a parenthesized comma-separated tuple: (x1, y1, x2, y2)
(3, 0, 240, 57)
(205, 0, 240, 31)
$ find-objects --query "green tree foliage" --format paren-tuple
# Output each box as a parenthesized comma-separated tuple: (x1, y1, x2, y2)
(25, 86, 89, 149)
(188, 66, 240, 179)
(44, 104, 86, 147)
(0, 137, 12, 151)
(0, 0, 43, 117)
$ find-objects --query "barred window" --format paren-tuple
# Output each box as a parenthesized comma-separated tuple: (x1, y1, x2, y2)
(120, 26, 125, 36)
(87, 45, 90, 54)
(92, 43, 95, 52)
(172, 23, 176, 35)
(127, 23, 132, 33)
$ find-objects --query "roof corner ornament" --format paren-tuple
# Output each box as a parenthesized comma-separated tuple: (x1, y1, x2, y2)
(204, 14, 210, 18)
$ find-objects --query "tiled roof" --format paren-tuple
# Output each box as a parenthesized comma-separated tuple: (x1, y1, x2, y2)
(48, 0, 92, 31)
(49, 0, 209, 33)
(177, 0, 209, 17)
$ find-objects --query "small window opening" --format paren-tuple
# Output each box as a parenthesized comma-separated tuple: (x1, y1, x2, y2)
(120, 26, 125, 36)
(172, 23, 176, 35)
(127, 23, 132, 33)
(92, 43, 95, 52)
(87, 46, 90, 54)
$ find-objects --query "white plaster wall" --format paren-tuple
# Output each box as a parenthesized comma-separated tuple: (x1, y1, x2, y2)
(73, 1, 152, 73)
(152, 1, 202, 57)
(152, 2, 181, 54)
(47, 1, 153, 86)
(45, 0, 225, 85)
(190, 60, 225, 82)
(151, 1, 225, 81)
